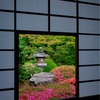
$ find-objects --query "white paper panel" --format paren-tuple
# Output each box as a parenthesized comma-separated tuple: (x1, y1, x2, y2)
(0, 32, 14, 49)
(99, 81, 100, 94)
(17, 0, 48, 13)
(99, 36, 100, 49)
(79, 82, 99, 97)
(79, 51, 99, 65)
(79, 35, 99, 49)
(99, 66, 100, 79)
(0, 51, 14, 69)
(0, 91, 14, 100)
(79, 19, 99, 34)
(51, 0, 76, 16)
(0, 12, 14, 30)
(0, 71, 14, 89)
(79, 0, 99, 4)
(0, 0, 14, 10)
(51, 17, 76, 32)
(79, 66, 99, 81)
(79, 4, 99, 19)
(17, 14, 48, 31)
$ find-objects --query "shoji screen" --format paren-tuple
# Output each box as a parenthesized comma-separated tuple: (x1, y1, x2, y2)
(0, 0, 100, 100)
(79, 0, 100, 97)
(0, 0, 15, 100)
(16, 0, 48, 31)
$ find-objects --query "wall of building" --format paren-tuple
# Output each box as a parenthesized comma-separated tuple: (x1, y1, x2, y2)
(0, 0, 100, 99)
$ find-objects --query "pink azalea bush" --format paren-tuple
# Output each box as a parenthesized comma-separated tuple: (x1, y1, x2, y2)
(51, 65, 75, 83)
(61, 77, 76, 85)
(19, 65, 76, 100)
(19, 83, 75, 100)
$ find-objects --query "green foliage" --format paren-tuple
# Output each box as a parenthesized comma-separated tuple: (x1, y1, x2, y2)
(19, 34, 75, 66)
(19, 35, 37, 65)
(43, 59, 57, 72)
(51, 36, 75, 66)
(19, 66, 27, 83)
(19, 62, 42, 83)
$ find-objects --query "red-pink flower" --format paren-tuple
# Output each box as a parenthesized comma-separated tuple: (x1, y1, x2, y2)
(51, 66, 75, 83)
(61, 77, 76, 85)
(19, 66, 76, 100)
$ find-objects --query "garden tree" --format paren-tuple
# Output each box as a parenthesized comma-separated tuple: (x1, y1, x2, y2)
(19, 34, 75, 66)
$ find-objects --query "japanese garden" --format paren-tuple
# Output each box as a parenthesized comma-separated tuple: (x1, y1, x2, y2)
(19, 34, 76, 100)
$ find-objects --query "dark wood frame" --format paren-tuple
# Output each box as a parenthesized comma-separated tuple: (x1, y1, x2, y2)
(16, 32, 78, 100)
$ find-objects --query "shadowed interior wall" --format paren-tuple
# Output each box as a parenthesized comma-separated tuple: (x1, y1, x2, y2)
(0, 0, 100, 99)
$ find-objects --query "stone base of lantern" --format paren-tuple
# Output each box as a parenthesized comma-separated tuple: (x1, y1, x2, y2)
(35, 63, 47, 68)
(28, 72, 55, 86)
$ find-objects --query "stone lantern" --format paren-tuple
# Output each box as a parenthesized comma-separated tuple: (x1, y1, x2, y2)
(33, 47, 48, 68)
(28, 47, 55, 86)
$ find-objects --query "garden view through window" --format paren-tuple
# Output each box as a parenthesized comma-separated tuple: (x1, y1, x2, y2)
(19, 34, 76, 100)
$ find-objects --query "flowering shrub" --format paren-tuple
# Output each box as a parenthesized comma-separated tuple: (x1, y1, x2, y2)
(61, 77, 76, 85)
(19, 65, 76, 100)
(23, 62, 42, 75)
(19, 83, 75, 100)
(51, 65, 75, 83)
(19, 62, 41, 83)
